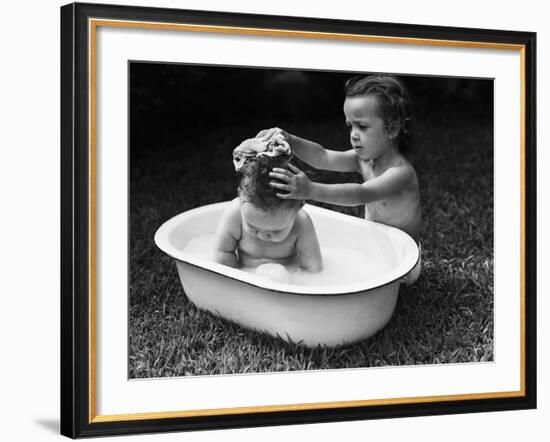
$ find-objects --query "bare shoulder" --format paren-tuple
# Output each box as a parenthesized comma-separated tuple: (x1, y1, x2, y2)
(388, 156, 418, 182)
(226, 197, 242, 216)
(217, 198, 242, 239)
(402, 158, 419, 184)
(294, 208, 316, 234)
(390, 159, 420, 200)
(295, 207, 313, 224)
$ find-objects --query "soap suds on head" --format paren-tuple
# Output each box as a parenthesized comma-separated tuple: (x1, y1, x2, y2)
(234, 134, 299, 213)
(232, 134, 291, 173)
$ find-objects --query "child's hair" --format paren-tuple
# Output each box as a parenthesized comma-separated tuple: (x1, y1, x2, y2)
(345, 74, 413, 154)
(238, 155, 301, 213)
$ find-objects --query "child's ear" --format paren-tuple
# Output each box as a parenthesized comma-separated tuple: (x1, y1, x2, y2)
(386, 120, 400, 140)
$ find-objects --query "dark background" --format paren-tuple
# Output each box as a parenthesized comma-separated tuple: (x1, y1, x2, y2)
(129, 63, 494, 377)
(130, 62, 493, 159)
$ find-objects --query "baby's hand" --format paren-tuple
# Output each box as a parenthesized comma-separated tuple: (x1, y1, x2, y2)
(269, 163, 313, 200)
(256, 127, 291, 144)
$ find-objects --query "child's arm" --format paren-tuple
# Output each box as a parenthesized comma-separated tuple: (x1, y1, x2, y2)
(213, 200, 241, 268)
(271, 163, 412, 206)
(295, 211, 323, 272)
(257, 127, 358, 173)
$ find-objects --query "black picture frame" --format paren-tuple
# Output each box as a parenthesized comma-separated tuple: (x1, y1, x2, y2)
(61, 2, 536, 438)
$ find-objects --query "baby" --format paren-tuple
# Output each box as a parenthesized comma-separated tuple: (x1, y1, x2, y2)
(258, 75, 422, 282)
(213, 135, 323, 278)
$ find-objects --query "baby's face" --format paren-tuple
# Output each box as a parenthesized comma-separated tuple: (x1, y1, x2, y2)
(344, 95, 395, 161)
(241, 202, 298, 243)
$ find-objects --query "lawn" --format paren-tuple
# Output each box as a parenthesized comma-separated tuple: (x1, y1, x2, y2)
(129, 114, 494, 378)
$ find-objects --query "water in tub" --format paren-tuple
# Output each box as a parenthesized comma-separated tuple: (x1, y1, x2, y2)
(182, 234, 393, 287)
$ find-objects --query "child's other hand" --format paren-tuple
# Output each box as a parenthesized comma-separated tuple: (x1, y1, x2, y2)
(269, 164, 313, 200)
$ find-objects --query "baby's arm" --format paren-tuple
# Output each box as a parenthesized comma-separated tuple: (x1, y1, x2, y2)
(213, 199, 241, 268)
(294, 211, 323, 272)
(257, 127, 358, 173)
(272, 164, 412, 206)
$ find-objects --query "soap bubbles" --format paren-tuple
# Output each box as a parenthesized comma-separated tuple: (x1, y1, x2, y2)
(256, 263, 291, 284)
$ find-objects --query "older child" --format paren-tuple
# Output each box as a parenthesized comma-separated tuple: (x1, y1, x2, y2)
(259, 75, 421, 282)
(213, 135, 323, 279)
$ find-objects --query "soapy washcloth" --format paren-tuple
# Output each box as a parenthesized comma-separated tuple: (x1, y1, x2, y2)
(233, 134, 291, 173)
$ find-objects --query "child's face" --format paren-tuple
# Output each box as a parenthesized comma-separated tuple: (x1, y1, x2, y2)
(240, 201, 298, 243)
(343, 95, 396, 161)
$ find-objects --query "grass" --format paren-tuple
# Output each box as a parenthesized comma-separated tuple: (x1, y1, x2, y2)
(129, 114, 494, 378)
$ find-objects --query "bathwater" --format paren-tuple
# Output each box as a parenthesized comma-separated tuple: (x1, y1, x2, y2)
(182, 234, 393, 287)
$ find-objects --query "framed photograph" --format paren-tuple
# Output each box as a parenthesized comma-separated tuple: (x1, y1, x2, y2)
(60, 2, 536, 438)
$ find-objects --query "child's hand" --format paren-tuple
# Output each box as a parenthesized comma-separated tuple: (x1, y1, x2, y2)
(269, 164, 313, 200)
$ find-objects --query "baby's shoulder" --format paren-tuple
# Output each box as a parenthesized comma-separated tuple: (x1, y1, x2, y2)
(221, 197, 240, 215)
(294, 209, 315, 233)
(227, 197, 241, 210)
(218, 198, 243, 234)
(295, 207, 311, 221)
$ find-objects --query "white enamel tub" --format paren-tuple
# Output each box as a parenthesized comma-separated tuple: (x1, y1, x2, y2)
(154, 201, 419, 347)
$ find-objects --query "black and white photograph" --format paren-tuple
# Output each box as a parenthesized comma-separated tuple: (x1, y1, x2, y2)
(1, 0, 546, 438)
(55, 2, 537, 438)
(129, 63, 495, 378)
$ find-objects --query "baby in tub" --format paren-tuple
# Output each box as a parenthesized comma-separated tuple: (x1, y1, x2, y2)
(213, 135, 323, 282)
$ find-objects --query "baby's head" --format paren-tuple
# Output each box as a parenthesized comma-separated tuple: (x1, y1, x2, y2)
(235, 138, 303, 243)
(344, 75, 412, 156)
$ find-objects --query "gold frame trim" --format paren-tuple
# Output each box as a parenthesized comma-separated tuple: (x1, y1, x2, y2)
(88, 18, 527, 424)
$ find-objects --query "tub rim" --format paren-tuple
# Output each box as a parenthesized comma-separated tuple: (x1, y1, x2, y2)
(154, 201, 419, 296)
